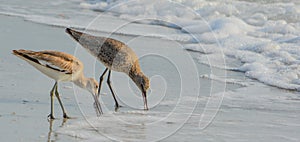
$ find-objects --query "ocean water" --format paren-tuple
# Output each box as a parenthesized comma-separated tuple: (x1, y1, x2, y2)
(1, 0, 299, 91)
(1, 0, 300, 141)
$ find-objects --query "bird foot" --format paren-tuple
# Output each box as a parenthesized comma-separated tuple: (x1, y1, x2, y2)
(63, 113, 71, 119)
(144, 104, 149, 111)
(114, 105, 121, 108)
(115, 104, 123, 108)
(48, 114, 55, 120)
(114, 104, 123, 112)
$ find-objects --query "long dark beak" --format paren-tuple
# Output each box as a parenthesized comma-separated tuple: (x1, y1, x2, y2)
(142, 90, 148, 110)
(93, 93, 103, 116)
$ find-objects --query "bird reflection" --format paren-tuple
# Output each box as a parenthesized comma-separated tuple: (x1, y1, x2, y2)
(47, 118, 68, 142)
(47, 119, 54, 142)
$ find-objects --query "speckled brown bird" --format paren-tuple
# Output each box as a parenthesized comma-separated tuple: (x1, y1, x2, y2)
(66, 28, 150, 110)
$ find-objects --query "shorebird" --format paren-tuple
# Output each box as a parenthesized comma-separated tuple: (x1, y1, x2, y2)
(65, 28, 150, 110)
(13, 49, 102, 119)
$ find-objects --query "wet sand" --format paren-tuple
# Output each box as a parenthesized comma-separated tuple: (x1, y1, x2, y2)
(2, 14, 298, 142)
(0, 15, 241, 141)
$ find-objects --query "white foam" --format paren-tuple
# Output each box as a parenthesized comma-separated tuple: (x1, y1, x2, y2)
(200, 74, 249, 87)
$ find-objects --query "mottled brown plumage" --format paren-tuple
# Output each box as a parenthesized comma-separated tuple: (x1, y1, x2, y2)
(66, 28, 150, 110)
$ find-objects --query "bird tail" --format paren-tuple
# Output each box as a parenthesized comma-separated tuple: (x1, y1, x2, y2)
(12, 49, 34, 56)
(65, 28, 83, 42)
(12, 49, 40, 64)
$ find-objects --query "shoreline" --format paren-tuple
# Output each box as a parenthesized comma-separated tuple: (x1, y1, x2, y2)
(0, 12, 184, 43)
(1, 14, 299, 141)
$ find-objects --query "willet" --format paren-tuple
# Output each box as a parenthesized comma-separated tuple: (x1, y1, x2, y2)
(65, 28, 150, 110)
(13, 49, 102, 119)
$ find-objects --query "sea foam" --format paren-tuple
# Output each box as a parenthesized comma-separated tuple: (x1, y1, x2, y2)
(78, 0, 300, 91)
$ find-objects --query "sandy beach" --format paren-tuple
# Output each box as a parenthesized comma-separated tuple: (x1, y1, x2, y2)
(0, 9, 300, 142)
(0, 14, 239, 141)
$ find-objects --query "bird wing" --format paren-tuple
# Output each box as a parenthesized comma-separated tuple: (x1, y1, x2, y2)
(13, 50, 83, 74)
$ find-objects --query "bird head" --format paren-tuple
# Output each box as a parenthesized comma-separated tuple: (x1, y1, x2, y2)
(86, 78, 99, 96)
(132, 73, 150, 97)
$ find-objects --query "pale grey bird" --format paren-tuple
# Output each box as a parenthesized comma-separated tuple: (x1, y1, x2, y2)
(13, 49, 102, 119)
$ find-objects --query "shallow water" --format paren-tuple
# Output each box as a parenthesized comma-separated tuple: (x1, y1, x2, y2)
(1, 0, 300, 141)
(0, 15, 243, 141)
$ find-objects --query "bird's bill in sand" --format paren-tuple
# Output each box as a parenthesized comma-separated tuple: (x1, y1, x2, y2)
(93, 93, 103, 116)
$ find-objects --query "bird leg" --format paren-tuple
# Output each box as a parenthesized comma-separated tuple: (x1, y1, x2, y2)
(93, 68, 108, 115)
(48, 82, 56, 120)
(97, 68, 108, 97)
(54, 83, 70, 119)
(107, 70, 120, 108)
